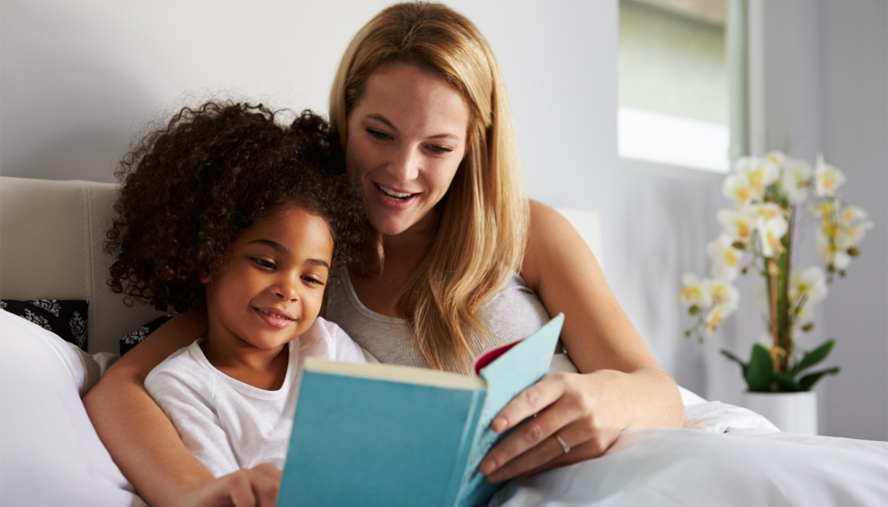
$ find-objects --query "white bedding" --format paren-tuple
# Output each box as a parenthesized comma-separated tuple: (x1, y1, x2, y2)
(2, 310, 886, 507)
(490, 402, 888, 507)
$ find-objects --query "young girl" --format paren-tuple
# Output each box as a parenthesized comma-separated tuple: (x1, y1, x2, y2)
(105, 102, 368, 477)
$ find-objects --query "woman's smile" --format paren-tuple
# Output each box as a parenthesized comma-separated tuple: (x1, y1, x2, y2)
(374, 182, 420, 208)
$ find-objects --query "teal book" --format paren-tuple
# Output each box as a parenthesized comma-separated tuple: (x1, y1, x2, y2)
(277, 313, 564, 507)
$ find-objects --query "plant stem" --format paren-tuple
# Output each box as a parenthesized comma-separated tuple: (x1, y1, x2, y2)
(767, 258, 780, 356)
(779, 207, 794, 370)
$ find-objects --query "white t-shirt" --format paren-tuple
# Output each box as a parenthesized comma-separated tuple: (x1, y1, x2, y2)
(145, 317, 368, 477)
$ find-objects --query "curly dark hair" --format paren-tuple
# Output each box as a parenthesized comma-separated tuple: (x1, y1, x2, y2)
(106, 102, 365, 313)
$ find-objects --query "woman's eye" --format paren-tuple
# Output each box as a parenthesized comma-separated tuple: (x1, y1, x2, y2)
(253, 258, 274, 269)
(428, 145, 453, 154)
(366, 128, 390, 140)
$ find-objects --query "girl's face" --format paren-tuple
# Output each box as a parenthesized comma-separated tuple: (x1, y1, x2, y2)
(200, 205, 334, 355)
(345, 62, 471, 238)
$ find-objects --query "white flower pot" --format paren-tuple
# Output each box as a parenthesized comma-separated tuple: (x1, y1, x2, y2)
(743, 391, 818, 435)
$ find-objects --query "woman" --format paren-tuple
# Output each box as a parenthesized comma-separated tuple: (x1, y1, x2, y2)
(84, 3, 683, 506)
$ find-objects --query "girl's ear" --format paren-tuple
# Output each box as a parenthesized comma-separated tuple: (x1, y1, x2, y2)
(198, 270, 212, 284)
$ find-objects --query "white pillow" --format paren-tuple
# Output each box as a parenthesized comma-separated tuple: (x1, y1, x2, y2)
(0, 310, 146, 507)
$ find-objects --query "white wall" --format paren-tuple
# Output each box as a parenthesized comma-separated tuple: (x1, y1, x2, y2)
(1, 0, 885, 439)
(754, 0, 887, 440)
(815, 0, 888, 441)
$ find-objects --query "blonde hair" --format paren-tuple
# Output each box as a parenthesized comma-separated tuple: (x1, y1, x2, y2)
(330, 2, 529, 372)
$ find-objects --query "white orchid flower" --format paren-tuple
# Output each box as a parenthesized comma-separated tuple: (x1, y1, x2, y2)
(722, 172, 756, 208)
(838, 205, 868, 226)
(717, 209, 755, 245)
(723, 156, 779, 207)
(790, 267, 828, 328)
(813, 199, 871, 269)
(780, 157, 812, 205)
(816, 226, 851, 269)
(810, 200, 836, 222)
(704, 303, 733, 336)
(763, 151, 786, 168)
(790, 266, 828, 305)
(707, 234, 743, 281)
(756, 214, 789, 258)
(709, 279, 741, 311)
(743, 157, 780, 197)
(814, 154, 846, 197)
(835, 220, 873, 250)
(748, 202, 785, 222)
(679, 273, 713, 309)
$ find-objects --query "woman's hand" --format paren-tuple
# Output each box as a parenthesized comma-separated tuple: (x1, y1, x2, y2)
(183, 464, 281, 507)
(489, 201, 683, 481)
(478, 368, 677, 482)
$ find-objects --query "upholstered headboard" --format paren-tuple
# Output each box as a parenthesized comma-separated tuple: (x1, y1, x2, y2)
(0, 176, 602, 355)
(0, 177, 166, 353)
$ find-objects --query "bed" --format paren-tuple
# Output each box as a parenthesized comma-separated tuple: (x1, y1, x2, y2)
(1, 176, 885, 506)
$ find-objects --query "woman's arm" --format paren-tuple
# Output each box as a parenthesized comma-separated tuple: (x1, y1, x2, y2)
(82, 311, 242, 506)
(479, 200, 684, 482)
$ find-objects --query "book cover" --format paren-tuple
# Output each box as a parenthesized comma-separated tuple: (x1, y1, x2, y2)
(277, 313, 564, 507)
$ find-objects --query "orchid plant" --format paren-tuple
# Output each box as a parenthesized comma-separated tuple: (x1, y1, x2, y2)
(680, 152, 873, 392)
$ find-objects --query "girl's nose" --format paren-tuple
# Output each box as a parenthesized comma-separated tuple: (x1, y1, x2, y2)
(275, 277, 299, 302)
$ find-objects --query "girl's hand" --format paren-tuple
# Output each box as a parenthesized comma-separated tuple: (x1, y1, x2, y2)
(478, 369, 666, 482)
(183, 463, 281, 507)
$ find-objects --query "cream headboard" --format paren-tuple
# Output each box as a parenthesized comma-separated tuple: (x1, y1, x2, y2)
(0, 176, 602, 354)
(0, 177, 166, 354)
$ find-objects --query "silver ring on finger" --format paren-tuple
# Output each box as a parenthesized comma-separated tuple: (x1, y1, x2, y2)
(555, 433, 571, 454)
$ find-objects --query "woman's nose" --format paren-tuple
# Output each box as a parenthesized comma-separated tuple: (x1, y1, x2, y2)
(387, 146, 420, 182)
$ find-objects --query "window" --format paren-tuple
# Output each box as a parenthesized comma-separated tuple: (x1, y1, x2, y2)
(619, 0, 748, 174)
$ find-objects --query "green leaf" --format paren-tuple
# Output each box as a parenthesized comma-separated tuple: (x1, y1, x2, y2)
(720, 349, 748, 378)
(746, 344, 774, 392)
(798, 367, 841, 391)
(771, 372, 802, 392)
(792, 339, 835, 376)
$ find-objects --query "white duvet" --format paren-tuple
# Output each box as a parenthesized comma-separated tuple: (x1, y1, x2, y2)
(491, 404, 888, 507)
(2, 310, 886, 507)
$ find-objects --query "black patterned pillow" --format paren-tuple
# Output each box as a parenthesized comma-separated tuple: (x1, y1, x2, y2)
(1, 299, 89, 351)
(120, 311, 177, 355)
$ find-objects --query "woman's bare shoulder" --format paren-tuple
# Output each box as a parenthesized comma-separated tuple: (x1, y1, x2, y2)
(522, 199, 593, 288)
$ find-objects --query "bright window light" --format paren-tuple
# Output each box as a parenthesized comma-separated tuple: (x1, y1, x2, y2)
(618, 107, 729, 171)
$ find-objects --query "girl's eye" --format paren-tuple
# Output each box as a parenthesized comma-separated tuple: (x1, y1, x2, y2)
(253, 258, 274, 269)
(366, 128, 390, 140)
(302, 275, 324, 286)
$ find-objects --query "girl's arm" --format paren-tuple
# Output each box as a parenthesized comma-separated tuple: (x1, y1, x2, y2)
(479, 200, 684, 482)
(83, 312, 279, 506)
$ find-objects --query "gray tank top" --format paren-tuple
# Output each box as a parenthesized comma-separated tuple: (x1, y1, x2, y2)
(324, 267, 551, 371)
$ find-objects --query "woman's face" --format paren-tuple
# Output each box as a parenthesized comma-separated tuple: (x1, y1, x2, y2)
(345, 62, 471, 237)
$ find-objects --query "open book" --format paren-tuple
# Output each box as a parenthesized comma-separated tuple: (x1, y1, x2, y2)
(276, 313, 564, 507)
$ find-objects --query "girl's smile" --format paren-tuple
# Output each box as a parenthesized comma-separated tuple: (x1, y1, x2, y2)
(253, 306, 297, 329)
